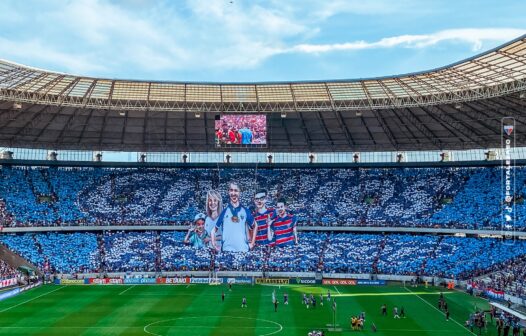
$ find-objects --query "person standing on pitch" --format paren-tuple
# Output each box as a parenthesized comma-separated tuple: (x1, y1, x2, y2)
(242, 296, 247, 308)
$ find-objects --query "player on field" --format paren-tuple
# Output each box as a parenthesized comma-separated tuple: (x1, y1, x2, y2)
(242, 296, 247, 308)
(381, 304, 387, 316)
(269, 198, 298, 247)
(393, 306, 400, 319)
(252, 190, 274, 246)
(284, 292, 289, 305)
(212, 182, 257, 252)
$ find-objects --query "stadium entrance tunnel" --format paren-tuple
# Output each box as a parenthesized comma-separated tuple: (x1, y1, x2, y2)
(143, 316, 283, 336)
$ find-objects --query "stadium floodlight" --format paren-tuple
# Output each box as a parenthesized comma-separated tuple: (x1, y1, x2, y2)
(280, 111, 287, 118)
(355, 111, 362, 117)
(119, 111, 126, 116)
(353, 152, 360, 163)
(195, 111, 201, 118)
(12, 102, 22, 110)
(485, 150, 497, 161)
(454, 103, 462, 109)
(440, 151, 451, 162)
(47, 151, 58, 161)
(520, 92, 526, 99)
(1, 151, 13, 160)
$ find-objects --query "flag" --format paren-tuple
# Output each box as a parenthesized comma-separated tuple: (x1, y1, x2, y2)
(504, 125, 514, 136)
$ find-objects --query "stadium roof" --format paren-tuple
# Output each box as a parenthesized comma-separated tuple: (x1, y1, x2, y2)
(0, 35, 525, 152)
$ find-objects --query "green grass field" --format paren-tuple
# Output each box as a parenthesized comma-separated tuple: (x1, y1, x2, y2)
(0, 284, 496, 335)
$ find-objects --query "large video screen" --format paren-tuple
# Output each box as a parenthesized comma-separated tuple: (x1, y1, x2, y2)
(215, 114, 267, 147)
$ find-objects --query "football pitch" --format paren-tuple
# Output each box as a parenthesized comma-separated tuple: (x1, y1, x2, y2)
(0, 284, 495, 335)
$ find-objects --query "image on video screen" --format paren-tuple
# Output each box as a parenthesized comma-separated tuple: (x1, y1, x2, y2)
(215, 114, 267, 147)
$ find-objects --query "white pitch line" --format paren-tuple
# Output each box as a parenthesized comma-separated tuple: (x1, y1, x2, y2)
(118, 285, 136, 296)
(0, 286, 65, 313)
(333, 286, 341, 295)
(403, 287, 476, 336)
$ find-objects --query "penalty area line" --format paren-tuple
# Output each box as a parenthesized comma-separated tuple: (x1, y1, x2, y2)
(333, 286, 341, 295)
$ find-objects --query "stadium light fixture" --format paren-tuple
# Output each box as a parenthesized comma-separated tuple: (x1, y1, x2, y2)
(520, 92, 526, 99)
(119, 111, 126, 116)
(355, 111, 362, 117)
(195, 111, 201, 118)
(281, 111, 287, 118)
(12, 102, 22, 110)
(454, 103, 462, 109)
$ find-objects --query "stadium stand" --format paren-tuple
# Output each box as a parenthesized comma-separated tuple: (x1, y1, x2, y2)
(1, 232, 525, 279)
(1, 166, 525, 230)
(0, 259, 19, 279)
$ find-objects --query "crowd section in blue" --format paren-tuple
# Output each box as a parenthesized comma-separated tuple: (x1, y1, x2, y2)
(0, 165, 525, 229)
(1, 232, 526, 281)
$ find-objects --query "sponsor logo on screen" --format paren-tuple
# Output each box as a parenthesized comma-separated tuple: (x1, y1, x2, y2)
(158, 277, 190, 284)
(190, 278, 211, 284)
(255, 278, 289, 285)
(225, 277, 253, 285)
(88, 278, 124, 285)
(60, 279, 85, 285)
(124, 278, 157, 284)
(322, 279, 357, 286)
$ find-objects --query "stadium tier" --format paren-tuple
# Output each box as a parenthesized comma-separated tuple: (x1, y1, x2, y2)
(1, 231, 526, 280)
(0, 165, 525, 229)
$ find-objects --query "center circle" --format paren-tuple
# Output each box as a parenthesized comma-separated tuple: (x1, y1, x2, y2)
(144, 315, 283, 336)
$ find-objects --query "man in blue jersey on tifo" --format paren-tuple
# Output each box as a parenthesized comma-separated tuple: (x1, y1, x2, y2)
(212, 181, 257, 252)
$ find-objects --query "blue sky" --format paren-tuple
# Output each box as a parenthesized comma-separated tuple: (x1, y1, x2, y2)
(0, 0, 525, 83)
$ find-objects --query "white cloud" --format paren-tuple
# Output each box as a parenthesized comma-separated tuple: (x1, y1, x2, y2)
(0, 0, 524, 78)
(287, 28, 526, 54)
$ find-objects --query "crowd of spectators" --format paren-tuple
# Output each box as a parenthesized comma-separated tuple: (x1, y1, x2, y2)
(2, 165, 525, 230)
(478, 255, 526, 298)
(1, 232, 526, 280)
(0, 259, 19, 279)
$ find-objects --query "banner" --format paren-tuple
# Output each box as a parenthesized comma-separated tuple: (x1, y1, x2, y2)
(157, 277, 190, 284)
(485, 288, 505, 300)
(59, 279, 85, 285)
(124, 278, 157, 284)
(356, 280, 386, 286)
(224, 277, 253, 285)
(290, 278, 318, 285)
(0, 277, 17, 288)
(255, 278, 289, 285)
(88, 278, 123, 285)
(190, 278, 211, 284)
(322, 279, 356, 286)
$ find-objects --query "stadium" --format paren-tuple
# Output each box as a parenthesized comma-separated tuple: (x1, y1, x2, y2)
(0, 10, 526, 335)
